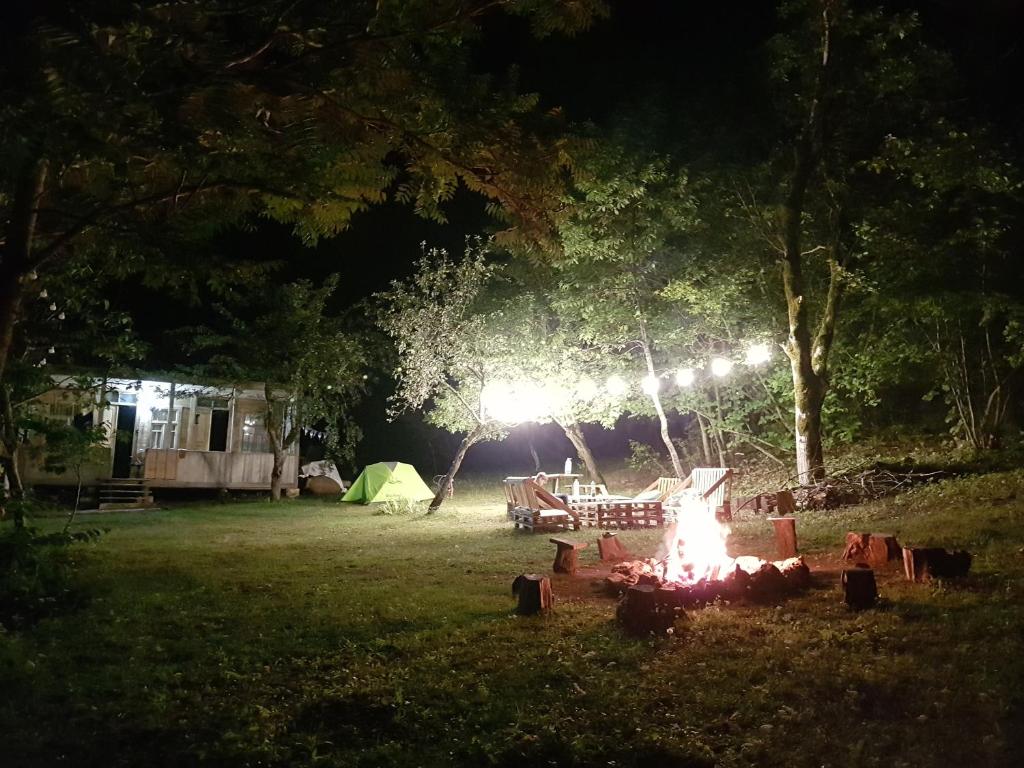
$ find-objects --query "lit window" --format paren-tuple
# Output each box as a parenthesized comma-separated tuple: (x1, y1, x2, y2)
(241, 413, 270, 453)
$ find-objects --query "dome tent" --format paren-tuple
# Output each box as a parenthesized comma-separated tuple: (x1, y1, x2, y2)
(341, 461, 434, 504)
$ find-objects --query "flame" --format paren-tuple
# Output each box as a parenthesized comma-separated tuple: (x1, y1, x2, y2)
(661, 494, 735, 584)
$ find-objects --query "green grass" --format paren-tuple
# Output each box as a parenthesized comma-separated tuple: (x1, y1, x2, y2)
(2, 471, 1023, 767)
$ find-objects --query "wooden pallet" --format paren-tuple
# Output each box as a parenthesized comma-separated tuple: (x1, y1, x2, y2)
(510, 507, 577, 532)
(572, 500, 664, 529)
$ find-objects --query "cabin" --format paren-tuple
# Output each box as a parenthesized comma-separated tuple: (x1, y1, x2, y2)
(19, 376, 299, 496)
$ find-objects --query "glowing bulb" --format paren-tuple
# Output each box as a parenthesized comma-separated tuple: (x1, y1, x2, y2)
(641, 374, 661, 395)
(675, 368, 695, 387)
(606, 375, 628, 397)
(576, 377, 598, 401)
(710, 357, 733, 377)
(745, 343, 771, 365)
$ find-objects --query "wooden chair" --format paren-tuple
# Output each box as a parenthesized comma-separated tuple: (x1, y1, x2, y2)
(635, 476, 687, 503)
(663, 467, 734, 521)
(503, 477, 580, 532)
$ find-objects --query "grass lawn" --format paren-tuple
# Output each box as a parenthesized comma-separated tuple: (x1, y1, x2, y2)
(3, 471, 1024, 767)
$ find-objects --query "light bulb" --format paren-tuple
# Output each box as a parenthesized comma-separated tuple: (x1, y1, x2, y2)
(606, 375, 628, 397)
(745, 343, 771, 365)
(710, 357, 733, 377)
(641, 374, 661, 395)
(675, 368, 695, 387)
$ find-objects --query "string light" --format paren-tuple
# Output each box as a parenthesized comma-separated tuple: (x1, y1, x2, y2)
(745, 343, 771, 365)
(710, 357, 733, 377)
(606, 375, 628, 397)
(641, 374, 661, 395)
(675, 368, 695, 387)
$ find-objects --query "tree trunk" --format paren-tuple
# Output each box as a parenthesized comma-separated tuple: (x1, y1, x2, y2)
(695, 413, 713, 465)
(637, 335, 684, 477)
(263, 383, 290, 502)
(560, 420, 607, 487)
(792, 365, 826, 482)
(0, 159, 49, 386)
(270, 448, 285, 501)
(779, 7, 835, 485)
(429, 425, 484, 512)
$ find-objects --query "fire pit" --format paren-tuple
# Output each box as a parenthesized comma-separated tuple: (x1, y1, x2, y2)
(599, 496, 812, 635)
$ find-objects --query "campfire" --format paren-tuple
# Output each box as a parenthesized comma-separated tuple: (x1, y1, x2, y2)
(602, 496, 811, 635)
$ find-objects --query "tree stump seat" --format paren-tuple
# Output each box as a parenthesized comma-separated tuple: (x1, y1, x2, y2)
(597, 531, 632, 562)
(550, 538, 588, 575)
(767, 516, 798, 559)
(512, 573, 553, 615)
(843, 532, 901, 568)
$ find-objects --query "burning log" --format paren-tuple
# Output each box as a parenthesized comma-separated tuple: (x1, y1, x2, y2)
(616, 584, 685, 636)
(597, 532, 631, 562)
(902, 547, 972, 582)
(767, 516, 798, 559)
(776, 556, 811, 590)
(550, 538, 588, 576)
(512, 574, 553, 615)
(841, 567, 878, 610)
(843, 532, 901, 568)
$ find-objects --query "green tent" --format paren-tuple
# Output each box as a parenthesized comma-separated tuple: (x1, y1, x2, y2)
(341, 461, 434, 504)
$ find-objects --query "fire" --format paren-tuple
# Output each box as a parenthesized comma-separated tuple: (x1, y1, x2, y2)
(661, 494, 736, 584)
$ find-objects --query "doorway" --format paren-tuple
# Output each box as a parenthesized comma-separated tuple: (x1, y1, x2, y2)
(112, 405, 136, 478)
(209, 409, 229, 452)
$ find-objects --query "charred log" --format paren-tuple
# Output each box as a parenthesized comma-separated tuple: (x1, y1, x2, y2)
(902, 547, 972, 582)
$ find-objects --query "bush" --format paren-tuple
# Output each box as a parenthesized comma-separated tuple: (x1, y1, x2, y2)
(627, 440, 668, 476)
(0, 526, 103, 628)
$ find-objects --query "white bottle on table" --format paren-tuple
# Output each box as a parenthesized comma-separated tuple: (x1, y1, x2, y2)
(572, 478, 580, 498)
(564, 457, 572, 474)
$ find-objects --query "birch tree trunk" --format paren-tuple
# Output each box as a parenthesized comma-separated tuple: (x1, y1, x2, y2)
(637, 322, 684, 478)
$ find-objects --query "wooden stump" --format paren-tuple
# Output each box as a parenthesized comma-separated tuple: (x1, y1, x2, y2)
(512, 574, 554, 615)
(841, 567, 878, 610)
(902, 547, 972, 581)
(597, 532, 631, 562)
(550, 538, 588, 575)
(616, 584, 679, 636)
(843, 532, 901, 568)
(767, 516, 798, 559)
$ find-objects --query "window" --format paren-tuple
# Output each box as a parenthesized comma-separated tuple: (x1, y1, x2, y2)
(107, 390, 137, 405)
(241, 413, 270, 453)
(150, 408, 179, 449)
(47, 403, 77, 424)
(196, 397, 229, 410)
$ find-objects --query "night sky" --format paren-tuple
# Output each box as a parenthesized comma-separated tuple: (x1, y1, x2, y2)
(104, 0, 1024, 475)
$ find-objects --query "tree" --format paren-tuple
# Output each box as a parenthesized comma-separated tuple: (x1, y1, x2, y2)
(188, 276, 366, 500)
(0, 0, 604, 400)
(733, 0, 964, 480)
(377, 244, 509, 511)
(551, 141, 701, 477)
